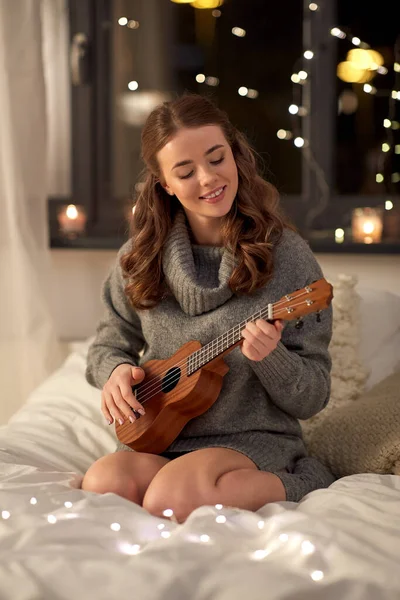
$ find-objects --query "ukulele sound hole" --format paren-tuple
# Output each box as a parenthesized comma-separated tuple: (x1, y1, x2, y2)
(162, 367, 181, 393)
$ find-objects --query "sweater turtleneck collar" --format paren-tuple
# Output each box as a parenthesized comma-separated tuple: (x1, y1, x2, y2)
(162, 210, 236, 316)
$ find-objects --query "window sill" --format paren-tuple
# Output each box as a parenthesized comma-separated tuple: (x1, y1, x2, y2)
(308, 240, 400, 254)
(50, 234, 126, 250)
(49, 233, 400, 254)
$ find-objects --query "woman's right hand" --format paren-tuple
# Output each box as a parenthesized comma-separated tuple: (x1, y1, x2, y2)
(102, 363, 146, 425)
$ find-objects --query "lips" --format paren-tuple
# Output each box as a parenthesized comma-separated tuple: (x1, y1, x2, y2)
(199, 185, 226, 200)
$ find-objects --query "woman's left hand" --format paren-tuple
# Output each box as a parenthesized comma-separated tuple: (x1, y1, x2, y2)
(241, 319, 285, 361)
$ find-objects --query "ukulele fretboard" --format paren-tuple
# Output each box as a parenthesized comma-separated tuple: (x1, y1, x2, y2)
(187, 304, 273, 375)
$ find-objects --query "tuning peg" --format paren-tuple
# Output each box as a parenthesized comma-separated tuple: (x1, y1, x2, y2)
(295, 318, 304, 330)
(316, 312, 321, 323)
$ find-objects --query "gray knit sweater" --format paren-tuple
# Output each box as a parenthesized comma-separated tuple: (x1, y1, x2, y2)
(86, 210, 335, 501)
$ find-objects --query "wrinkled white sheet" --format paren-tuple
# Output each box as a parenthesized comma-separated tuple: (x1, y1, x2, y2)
(0, 345, 400, 600)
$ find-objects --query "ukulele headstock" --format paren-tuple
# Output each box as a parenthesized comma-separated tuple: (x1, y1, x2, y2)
(272, 278, 333, 322)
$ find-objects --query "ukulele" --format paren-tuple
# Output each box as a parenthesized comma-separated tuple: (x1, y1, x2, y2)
(116, 277, 333, 454)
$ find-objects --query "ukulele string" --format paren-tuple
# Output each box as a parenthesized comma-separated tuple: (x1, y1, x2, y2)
(137, 303, 272, 405)
(136, 296, 320, 408)
(136, 296, 320, 407)
(134, 289, 314, 403)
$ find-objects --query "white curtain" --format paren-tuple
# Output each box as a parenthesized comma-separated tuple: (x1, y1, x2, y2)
(42, 0, 71, 197)
(0, 0, 65, 424)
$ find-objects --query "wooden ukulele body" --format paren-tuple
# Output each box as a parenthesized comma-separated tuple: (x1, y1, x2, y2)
(116, 340, 230, 454)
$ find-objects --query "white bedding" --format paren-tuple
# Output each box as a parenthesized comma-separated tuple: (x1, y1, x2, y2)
(1, 345, 400, 599)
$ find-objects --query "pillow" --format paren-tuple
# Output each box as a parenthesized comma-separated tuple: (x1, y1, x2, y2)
(3, 344, 115, 474)
(357, 287, 400, 390)
(358, 286, 400, 365)
(301, 274, 369, 441)
(304, 370, 400, 477)
(301, 274, 400, 476)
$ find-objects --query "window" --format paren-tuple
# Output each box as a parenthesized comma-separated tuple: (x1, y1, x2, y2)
(111, 0, 302, 199)
(335, 0, 399, 196)
(49, 0, 400, 252)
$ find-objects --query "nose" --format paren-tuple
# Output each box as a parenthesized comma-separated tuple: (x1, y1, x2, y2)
(198, 164, 218, 189)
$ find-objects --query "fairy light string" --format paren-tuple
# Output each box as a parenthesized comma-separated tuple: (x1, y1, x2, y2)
(122, 3, 398, 229)
(376, 34, 400, 206)
(279, 2, 400, 220)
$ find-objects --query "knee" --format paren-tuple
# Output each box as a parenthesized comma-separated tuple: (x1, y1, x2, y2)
(82, 455, 140, 503)
(142, 477, 204, 523)
(142, 484, 189, 523)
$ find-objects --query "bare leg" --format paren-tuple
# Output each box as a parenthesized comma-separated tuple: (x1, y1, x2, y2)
(82, 451, 170, 505)
(214, 468, 286, 511)
(143, 448, 286, 522)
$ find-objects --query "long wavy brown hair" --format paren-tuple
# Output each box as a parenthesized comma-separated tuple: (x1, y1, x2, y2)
(121, 93, 295, 310)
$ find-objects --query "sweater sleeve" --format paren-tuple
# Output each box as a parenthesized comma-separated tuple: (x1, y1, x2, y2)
(249, 231, 332, 420)
(86, 243, 145, 390)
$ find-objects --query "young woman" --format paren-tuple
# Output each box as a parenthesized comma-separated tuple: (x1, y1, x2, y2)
(83, 94, 335, 522)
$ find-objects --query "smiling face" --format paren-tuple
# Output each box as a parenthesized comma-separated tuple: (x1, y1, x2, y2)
(157, 125, 239, 245)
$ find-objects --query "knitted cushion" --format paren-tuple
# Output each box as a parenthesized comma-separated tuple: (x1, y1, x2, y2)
(304, 370, 400, 477)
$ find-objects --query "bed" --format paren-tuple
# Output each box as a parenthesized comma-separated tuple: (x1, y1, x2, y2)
(1, 277, 400, 600)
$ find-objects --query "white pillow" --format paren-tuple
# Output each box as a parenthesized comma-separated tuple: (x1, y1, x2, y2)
(1, 344, 115, 474)
(357, 287, 400, 389)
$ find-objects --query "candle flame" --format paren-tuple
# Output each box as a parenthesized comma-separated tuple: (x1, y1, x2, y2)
(362, 221, 375, 234)
(66, 204, 79, 220)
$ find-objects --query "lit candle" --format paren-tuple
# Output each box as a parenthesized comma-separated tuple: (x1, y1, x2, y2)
(352, 207, 383, 244)
(57, 204, 87, 238)
(335, 228, 345, 244)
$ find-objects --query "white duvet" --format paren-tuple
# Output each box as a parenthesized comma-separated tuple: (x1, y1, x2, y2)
(0, 344, 400, 600)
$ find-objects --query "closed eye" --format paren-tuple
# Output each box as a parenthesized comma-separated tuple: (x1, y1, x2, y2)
(179, 171, 194, 180)
(178, 156, 225, 180)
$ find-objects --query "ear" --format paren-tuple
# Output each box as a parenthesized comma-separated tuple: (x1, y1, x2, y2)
(158, 178, 174, 196)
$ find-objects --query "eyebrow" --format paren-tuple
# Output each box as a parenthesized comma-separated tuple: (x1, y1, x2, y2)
(171, 144, 225, 170)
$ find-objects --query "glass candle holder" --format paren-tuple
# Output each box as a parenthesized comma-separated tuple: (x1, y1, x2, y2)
(57, 204, 87, 239)
(351, 207, 383, 244)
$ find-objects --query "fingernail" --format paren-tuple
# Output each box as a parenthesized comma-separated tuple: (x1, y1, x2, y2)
(138, 408, 146, 416)
(118, 418, 124, 425)
(129, 416, 135, 423)
(106, 419, 112, 425)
